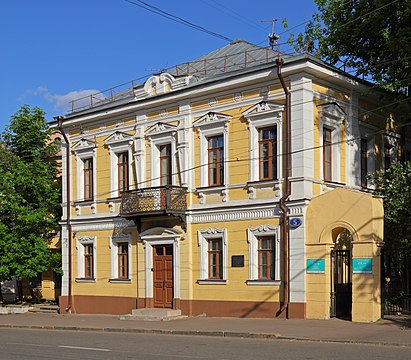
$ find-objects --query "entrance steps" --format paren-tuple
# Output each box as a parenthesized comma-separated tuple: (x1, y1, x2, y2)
(119, 308, 185, 321)
(28, 304, 60, 314)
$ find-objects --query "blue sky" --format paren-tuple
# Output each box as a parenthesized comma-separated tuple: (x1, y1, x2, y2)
(0, 0, 317, 132)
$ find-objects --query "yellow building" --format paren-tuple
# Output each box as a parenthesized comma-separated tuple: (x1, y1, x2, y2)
(55, 40, 401, 322)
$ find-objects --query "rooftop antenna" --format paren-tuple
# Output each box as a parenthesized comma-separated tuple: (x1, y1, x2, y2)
(259, 19, 280, 49)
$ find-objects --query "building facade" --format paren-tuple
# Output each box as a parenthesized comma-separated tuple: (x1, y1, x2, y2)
(56, 40, 397, 322)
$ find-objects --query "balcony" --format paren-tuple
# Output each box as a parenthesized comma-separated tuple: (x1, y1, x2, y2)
(120, 186, 187, 218)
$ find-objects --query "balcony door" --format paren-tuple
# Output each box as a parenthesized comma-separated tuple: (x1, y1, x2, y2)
(153, 244, 173, 308)
(160, 144, 172, 186)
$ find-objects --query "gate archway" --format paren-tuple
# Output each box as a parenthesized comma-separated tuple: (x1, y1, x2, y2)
(330, 228, 353, 319)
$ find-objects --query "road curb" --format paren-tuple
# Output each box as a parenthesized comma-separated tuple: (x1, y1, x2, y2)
(0, 323, 409, 347)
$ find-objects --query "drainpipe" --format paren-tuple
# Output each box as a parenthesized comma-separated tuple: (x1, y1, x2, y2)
(57, 116, 72, 312)
(276, 58, 291, 318)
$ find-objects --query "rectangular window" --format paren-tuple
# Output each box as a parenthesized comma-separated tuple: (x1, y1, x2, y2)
(259, 126, 277, 180)
(160, 144, 172, 186)
(258, 236, 275, 280)
(361, 138, 368, 188)
(208, 135, 224, 186)
(118, 152, 129, 194)
(84, 158, 93, 200)
(323, 128, 332, 181)
(117, 242, 129, 279)
(84, 244, 94, 278)
(208, 239, 223, 279)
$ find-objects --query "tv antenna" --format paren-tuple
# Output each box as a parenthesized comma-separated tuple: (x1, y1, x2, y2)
(259, 18, 280, 49)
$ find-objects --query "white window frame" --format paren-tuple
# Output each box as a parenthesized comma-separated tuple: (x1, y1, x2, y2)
(109, 233, 132, 282)
(247, 225, 280, 285)
(72, 139, 97, 202)
(243, 102, 284, 182)
(145, 122, 178, 187)
(104, 132, 133, 198)
(76, 235, 96, 282)
(359, 124, 377, 188)
(193, 112, 231, 188)
(197, 228, 228, 284)
(318, 103, 345, 183)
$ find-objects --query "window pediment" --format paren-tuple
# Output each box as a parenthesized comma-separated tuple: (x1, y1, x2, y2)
(318, 102, 346, 123)
(104, 131, 133, 147)
(243, 101, 284, 119)
(72, 138, 97, 153)
(145, 122, 178, 136)
(193, 112, 231, 128)
(77, 235, 95, 245)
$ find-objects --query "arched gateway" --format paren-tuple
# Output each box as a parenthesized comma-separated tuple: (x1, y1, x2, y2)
(305, 188, 383, 322)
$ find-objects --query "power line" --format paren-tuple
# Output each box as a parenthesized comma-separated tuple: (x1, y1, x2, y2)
(63, 93, 410, 201)
(124, 0, 233, 42)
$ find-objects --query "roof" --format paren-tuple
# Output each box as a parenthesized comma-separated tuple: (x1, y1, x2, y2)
(63, 40, 286, 115)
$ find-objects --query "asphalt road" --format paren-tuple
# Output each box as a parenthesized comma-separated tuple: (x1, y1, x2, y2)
(0, 328, 410, 360)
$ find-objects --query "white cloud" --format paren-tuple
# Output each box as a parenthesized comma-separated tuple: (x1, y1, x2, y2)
(30, 86, 103, 113)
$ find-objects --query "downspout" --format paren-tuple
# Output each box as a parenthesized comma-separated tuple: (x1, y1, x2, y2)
(276, 58, 291, 318)
(57, 116, 72, 312)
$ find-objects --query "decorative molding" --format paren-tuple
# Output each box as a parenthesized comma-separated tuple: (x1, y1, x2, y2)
(193, 112, 231, 128)
(317, 101, 346, 123)
(71, 219, 134, 232)
(242, 101, 284, 118)
(77, 235, 95, 244)
(104, 131, 133, 147)
(208, 98, 217, 106)
(145, 121, 178, 136)
(234, 93, 242, 101)
(191, 208, 280, 223)
(249, 224, 277, 236)
(71, 138, 97, 153)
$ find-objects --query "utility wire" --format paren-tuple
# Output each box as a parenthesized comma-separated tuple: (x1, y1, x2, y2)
(124, 0, 233, 42)
(64, 94, 410, 201)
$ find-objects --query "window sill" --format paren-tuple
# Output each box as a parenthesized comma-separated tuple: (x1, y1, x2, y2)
(196, 185, 226, 193)
(197, 279, 227, 285)
(246, 179, 279, 188)
(246, 280, 281, 286)
(109, 278, 132, 283)
(75, 278, 96, 283)
(73, 200, 94, 206)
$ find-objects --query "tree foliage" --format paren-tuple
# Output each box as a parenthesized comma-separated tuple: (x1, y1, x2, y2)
(0, 106, 61, 281)
(293, 0, 411, 92)
(371, 162, 411, 251)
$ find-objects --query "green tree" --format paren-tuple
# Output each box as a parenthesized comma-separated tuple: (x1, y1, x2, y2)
(371, 162, 411, 302)
(0, 106, 61, 289)
(292, 0, 410, 92)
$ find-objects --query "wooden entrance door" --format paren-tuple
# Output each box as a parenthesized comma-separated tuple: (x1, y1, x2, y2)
(153, 244, 173, 308)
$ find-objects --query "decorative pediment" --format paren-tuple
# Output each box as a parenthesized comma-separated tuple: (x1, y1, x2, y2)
(243, 101, 284, 118)
(197, 228, 226, 246)
(145, 122, 178, 136)
(318, 102, 346, 121)
(250, 224, 277, 233)
(104, 131, 133, 147)
(193, 112, 231, 128)
(72, 138, 97, 152)
(77, 235, 95, 244)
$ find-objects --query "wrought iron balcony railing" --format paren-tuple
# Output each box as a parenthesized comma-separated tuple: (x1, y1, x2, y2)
(120, 186, 187, 217)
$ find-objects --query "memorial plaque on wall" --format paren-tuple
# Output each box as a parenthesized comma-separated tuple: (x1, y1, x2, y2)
(231, 255, 244, 267)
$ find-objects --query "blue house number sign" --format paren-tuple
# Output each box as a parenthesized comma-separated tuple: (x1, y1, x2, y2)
(289, 218, 302, 229)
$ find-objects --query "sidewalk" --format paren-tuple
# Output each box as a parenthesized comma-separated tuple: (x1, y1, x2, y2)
(0, 312, 410, 347)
